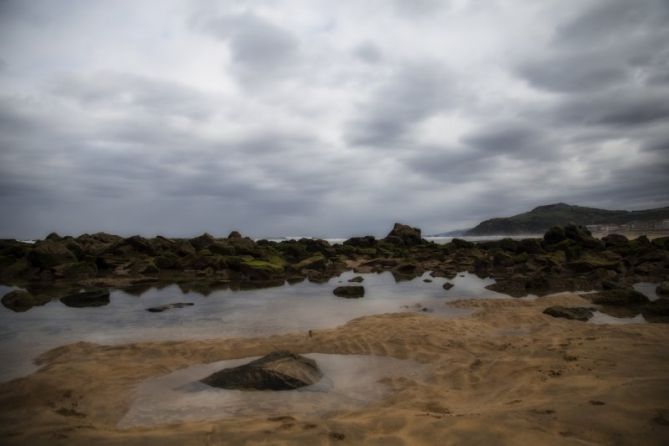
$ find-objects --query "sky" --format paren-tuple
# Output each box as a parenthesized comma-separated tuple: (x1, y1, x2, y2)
(0, 0, 668, 239)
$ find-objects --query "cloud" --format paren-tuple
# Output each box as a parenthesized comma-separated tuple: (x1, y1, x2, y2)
(347, 63, 454, 147)
(0, 0, 668, 238)
(196, 11, 299, 84)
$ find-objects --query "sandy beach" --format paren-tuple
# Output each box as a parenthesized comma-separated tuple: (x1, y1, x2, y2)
(1, 292, 667, 445)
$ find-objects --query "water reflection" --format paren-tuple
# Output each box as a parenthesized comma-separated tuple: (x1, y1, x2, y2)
(0, 271, 500, 382)
(119, 353, 426, 428)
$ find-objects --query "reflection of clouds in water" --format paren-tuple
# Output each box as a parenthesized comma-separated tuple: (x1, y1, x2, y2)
(0, 271, 494, 382)
(119, 354, 427, 428)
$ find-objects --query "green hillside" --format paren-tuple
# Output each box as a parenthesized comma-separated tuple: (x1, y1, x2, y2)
(465, 203, 669, 235)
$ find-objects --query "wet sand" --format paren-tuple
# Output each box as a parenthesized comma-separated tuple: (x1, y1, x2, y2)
(1, 292, 668, 445)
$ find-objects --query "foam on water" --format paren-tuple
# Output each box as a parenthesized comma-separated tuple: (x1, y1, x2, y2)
(118, 353, 426, 428)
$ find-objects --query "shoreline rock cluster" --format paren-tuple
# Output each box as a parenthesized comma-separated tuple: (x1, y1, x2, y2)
(1, 223, 667, 317)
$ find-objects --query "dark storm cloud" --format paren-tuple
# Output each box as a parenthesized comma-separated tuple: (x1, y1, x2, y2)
(347, 64, 453, 147)
(196, 11, 299, 82)
(518, 0, 669, 94)
(51, 72, 216, 120)
(1, 0, 668, 238)
(553, 89, 669, 127)
(403, 146, 490, 184)
(462, 122, 549, 158)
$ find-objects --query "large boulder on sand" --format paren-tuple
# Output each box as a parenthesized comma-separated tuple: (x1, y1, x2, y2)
(200, 351, 322, 390)
(333, 285, 365, 298)
(384, 223, 423, 246)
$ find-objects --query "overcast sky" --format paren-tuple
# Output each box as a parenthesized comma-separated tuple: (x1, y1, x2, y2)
(1, 0, 668, 238)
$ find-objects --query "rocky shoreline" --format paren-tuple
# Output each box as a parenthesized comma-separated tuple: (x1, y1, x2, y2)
(1, 223, 668, 320)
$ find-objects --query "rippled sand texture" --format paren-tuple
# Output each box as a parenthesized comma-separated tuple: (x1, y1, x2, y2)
(1, 292, 668, 445)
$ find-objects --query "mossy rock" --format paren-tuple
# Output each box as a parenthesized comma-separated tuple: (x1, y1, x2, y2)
(1, 289, 51, 312)
(53, 261, 98, 279)
(27, 241, 77, 268)
(584, 289, 649, 306)
(0, 258, 34, 279)
(240, 259, 285, 280)
(155, 254, 178, 269)
(293, 254, 327, 271)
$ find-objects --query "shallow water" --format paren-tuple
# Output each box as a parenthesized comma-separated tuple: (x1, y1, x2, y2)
(590, 311, 647, 325)
(633, 282, 662, 301)
(0, 271, 504, 382)
(118, 353, 427, 428)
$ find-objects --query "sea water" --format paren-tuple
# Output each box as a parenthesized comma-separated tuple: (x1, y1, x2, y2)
(0, 271, 504, 382)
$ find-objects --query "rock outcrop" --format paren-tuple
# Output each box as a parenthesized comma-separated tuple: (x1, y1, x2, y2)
(333, 285, 365, 298)
(200, 351, 322, 390)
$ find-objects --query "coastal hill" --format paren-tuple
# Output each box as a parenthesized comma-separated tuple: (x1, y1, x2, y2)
(464, 203, 669, 236)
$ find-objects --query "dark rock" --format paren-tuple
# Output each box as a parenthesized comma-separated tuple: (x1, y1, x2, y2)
(146, 302, 194, 312)
(52, 261, 97, 279)
(442, 282, 454, 290)
(656, 282, 669, 296)
(564, 224, 603, 249)
(348, 276, 364, 283)
(584, 289, 650, 306)
(384, 223, 422, 246)
(333, 285, 365, 298)
(189, 233, 216, 251)
(124, 235, 156, 255)
(518, 238, 544, 254)
(642, 298, 669, 323)
(46, 232, 62, 241)
(343, 236, 376, 248)
(27, 241, 77, 268)
(601, 280, 624, 290)
(293, 255, 327, 272)
(543, 226, 566, 245)
(450, 238, 475, 250)
(543, 306, 595, 321)
(200, 351, 322, 390)
(602, 233, 629, 249)
(60, 289, 110, 308)
(239, 259, 284, 281)
(1, 289, 50, 312)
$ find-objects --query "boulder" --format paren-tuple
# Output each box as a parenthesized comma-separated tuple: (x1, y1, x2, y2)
(442, 282, 454, 290)
(293, 254, 327, 272)
(343, 236, 376, 248)
(543, 226, 566, 245)
(656, 282, 669, 296)
(564, 224, 603, 249)
(200, 351, 322, 390)
(348, 275, 364, 283)
(641, 299, 669, 323)
(602, 233, 629, 249)
(239, 259, 284, 281)
(384, 223, 422, 246)
(1, 290, 50, 312)
(27, 240, 77, 268)
(60, 289, 110, 308)
(584, 289, 650, 306)
(333, 285, 365, 298)
(543, 306, 595, 321)
(146, 302, 194, 313)
(189, 233, 216, 251)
